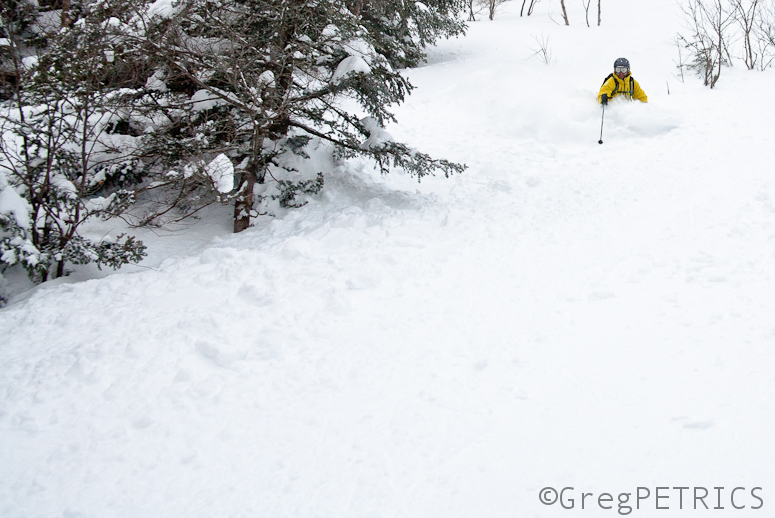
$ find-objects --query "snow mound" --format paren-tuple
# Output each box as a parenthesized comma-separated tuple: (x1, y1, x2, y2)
(147, 0, 177, 18)
(205, 154, 235, 193)
(603, 101, 681, 139)
(332, 55, 371, 83)
(191, 89, 226, 112)
(0, 186, 31, 229)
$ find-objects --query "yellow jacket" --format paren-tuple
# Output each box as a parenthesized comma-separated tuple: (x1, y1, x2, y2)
(597, 72, 648, 103)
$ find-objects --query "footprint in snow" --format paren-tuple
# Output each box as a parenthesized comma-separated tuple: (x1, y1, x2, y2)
(237, 282, 274, 307)
(195, 339, 247, 368)
(489, 179, 512, 193)
(682, 420, 714, 430)
(588, 291, 616, 301)
(672, 416, 714, 430)
(132, 417, 154, 430)
(346, 274, 382, 290)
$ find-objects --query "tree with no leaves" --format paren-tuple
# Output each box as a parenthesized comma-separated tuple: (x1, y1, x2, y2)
(678, 0, 735, 88)
(483, 0, 509, 19)
(731, 0, 761, 69)
(582, 0, 591, 26)
(521, 0, 542, 16)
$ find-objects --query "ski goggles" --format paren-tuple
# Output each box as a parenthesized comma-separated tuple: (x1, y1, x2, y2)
(615, 66, 630, 74)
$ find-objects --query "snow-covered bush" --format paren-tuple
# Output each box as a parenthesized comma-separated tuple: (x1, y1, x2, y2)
(0, 0, 146, 283)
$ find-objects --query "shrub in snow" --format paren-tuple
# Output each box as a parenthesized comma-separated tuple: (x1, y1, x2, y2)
(0, 0, 147, 283)
(676, 0, 734, 88)
(675, 0, 775, 86)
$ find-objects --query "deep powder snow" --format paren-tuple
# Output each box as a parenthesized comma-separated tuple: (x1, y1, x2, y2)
(2, 2, 775, 517)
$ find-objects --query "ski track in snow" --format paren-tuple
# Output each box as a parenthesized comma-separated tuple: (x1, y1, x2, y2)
(3, 2, 775, 517)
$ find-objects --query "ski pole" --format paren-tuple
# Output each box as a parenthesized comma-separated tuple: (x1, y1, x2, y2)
(598, 103, 605, 145)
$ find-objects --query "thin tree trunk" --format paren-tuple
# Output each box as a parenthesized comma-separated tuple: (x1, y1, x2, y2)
(61, 0, 72, 27)
(583, 0, 590, 27)
(233, 169, 256, 233)
(598, 0, 601, 25)
(714, 1, 723, 88)
(560, 0, 569, 25)
(232, 0, 300, 232)
(56, 257, 65, 278)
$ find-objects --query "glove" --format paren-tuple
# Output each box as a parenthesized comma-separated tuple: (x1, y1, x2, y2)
(600, 94, 608, 106)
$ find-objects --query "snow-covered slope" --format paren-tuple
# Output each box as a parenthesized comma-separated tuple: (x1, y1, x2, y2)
(3, 2, 775, 517)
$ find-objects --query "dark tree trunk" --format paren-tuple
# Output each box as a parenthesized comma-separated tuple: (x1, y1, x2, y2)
(61, 0, 72, 27)
(233, 172, 256, 233)
(598, 0, 601, 26)
(351, 0, 364, 18)
(231, 0, 301, 232)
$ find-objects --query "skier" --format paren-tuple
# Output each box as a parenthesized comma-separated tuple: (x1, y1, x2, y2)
(598, 57, 648, 105)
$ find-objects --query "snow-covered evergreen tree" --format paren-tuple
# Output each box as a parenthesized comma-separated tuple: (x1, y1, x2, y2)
(350, 0, 467, 67)
(2, 0, 467, 292)
(127, 0, 466, 231)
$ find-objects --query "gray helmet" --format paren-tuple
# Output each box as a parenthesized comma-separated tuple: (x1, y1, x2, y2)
(614, 57, 630, 71)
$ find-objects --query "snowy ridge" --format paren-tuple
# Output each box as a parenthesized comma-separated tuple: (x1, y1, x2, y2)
(3, 2, 775, 517)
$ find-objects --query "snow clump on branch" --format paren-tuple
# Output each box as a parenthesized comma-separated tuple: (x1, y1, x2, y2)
(332, 56, 372, 83)
(360, 117, 395, 150)
(205, 154, 236, 194)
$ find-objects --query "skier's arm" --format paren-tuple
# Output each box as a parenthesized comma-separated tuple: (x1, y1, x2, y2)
(597, 77, 616, 104)
(633, 79, 648, 103)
